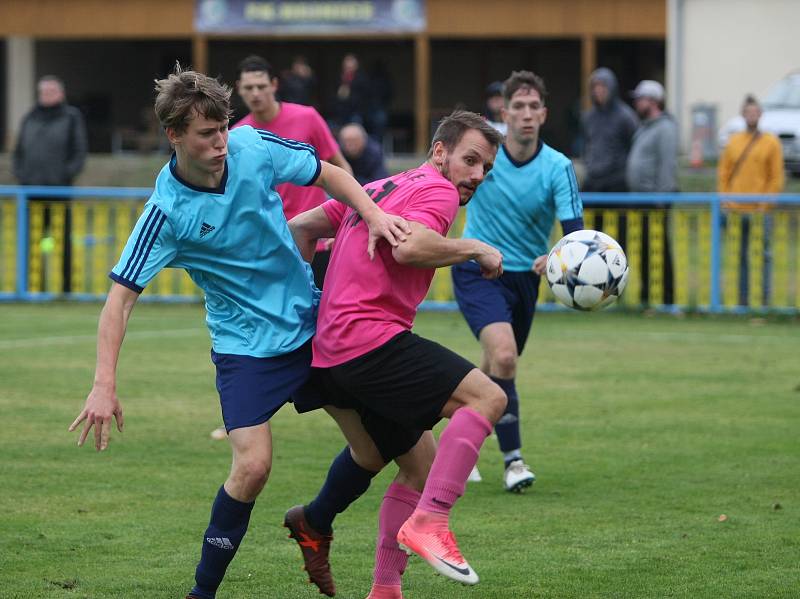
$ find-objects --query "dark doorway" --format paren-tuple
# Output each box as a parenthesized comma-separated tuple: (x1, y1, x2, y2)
(209, 39, 415, 153)
(35, 40, 191, 152)
(431, 39, 582, 156)
(596, 39, 667, 108)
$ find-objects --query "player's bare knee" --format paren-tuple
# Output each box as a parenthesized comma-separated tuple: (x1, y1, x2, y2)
(350, 447, 384, 474)
(396, 457, 432, 491)
(236, 456, 271, 490)
(490, 348, 518, 378)
(482, 383, 508, 424)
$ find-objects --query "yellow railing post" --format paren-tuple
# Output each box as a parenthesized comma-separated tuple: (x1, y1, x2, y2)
(28, 203, 45, 293)
(697, 211, 711, 307)
(1, 202, 16, 293)
(91, 204, 111, 295)
(772, 212, 790, 308)
(748, 213, 764, 308)
(648, 210, 664, 305)
(625, 210, 642, 307)
(674, 209, 691, 307)
(72, 203, 87, 294)
(722, 212, 741, 306)
(795, 214, 800, 310)
(602, 210, 618, 244)
(50, 203, 66, 294)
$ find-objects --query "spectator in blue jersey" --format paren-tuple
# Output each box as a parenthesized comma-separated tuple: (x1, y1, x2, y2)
(451, 71, 584, 492)
(339, 122, 389, 186)
(67, 66, 409, 599)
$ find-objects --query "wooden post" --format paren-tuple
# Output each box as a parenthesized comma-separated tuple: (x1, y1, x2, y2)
(192, 34, 208, 74)
(414, 33, 430, 154)
(581, 34, 596, 110)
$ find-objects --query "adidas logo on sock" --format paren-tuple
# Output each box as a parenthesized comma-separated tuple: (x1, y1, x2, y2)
(199, 222, 216, 238)
(206, 537, 234, 550)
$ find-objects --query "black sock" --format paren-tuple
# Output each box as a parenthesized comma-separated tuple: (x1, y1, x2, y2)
(491, 376, 522, 457)
(190, 486, 254, 599)
(305, 446, 378, 533)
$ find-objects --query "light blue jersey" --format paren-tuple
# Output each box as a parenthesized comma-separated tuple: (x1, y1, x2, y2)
(463, 141, 582, 271)
(110, 125, 322, 357)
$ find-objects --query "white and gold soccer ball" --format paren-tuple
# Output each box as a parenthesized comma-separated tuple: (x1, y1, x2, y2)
(545, 230, 629, 311)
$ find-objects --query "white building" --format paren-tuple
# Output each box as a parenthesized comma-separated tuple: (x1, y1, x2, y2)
(668, 0, 799, 153)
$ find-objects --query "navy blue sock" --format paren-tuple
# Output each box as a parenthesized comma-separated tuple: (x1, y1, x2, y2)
(305, 446, 378, 534)
(190, 486, 255, 599)
(491, 376, 522, 458)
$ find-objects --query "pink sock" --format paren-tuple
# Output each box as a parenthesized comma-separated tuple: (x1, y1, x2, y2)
(374, 482, 420, 586)
(418, 407, 492, 516)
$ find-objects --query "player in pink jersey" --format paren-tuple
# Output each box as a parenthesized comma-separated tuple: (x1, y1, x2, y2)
(285, 112, 507, 598)
(232, 55, 351, 288)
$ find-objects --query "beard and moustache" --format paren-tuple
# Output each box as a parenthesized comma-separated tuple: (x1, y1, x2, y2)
(440, 157, 476, 206)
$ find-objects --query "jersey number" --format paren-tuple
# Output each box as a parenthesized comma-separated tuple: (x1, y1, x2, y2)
(348, 180, 400, 227)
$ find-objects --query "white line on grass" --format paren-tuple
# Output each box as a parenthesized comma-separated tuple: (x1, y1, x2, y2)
(0, 328, 205, 350)
(551, 329, 796, 344)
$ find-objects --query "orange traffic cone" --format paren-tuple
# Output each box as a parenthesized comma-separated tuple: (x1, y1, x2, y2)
(689, 138, 704, 168)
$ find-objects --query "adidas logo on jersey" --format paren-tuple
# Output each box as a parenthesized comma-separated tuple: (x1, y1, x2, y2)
(206, 537, 235, 550)
(199, 222, 216, 238)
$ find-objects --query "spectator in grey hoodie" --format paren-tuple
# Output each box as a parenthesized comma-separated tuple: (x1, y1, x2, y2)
(626, 80, 678, 192)
(581, 67, 638, 192)
(626, 79, 677, 306)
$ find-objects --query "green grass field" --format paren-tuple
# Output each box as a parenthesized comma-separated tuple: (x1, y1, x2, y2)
(1, 303, 798, 598)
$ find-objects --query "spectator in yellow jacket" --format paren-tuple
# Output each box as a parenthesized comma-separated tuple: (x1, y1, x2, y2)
(717, 94, 785, 306)
(718, 94, 784, 205)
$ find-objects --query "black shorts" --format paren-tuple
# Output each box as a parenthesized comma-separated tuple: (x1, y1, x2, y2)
(293, 331, 476, 462)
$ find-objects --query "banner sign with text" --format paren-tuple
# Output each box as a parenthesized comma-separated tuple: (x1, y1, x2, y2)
(196, 0, 426, 33)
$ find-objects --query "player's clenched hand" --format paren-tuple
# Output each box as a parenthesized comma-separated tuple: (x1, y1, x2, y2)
(532, 254, 547, 276)
(476, 242, 504, 279)
(364, 210, 411, 259)
(68, 384, 124, 451)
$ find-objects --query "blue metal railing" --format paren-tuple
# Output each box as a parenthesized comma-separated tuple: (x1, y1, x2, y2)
(2, 186, 800, 312)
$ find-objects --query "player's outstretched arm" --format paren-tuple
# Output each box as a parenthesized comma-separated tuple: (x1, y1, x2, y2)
(313, 162, 410, 259)
(393, 221, 503, 278)
(288, 207, 337, 262)
(69, 283, 139, 451)
(326, 150, 354, 176)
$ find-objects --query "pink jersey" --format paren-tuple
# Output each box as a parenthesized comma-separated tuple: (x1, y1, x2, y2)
(233, 102, 340, 220)
(312, 163, 460, 367)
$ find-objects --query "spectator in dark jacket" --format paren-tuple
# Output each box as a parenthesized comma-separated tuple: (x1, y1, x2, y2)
(339, 123, 389, 186)
(332, 54, 372, 129)
(13, 75, 87, 293)
(581, 67, 638, 192)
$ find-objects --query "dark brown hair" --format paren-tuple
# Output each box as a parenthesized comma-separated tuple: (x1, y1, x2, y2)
(502, 70, 548, 104)
(427, 110, 504, 158)
(236, 55, 275, 80)
(742, 94, 760, 110)
(154, 64, 232, 132)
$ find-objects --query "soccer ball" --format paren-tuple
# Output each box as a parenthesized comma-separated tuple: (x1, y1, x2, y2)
(545, 230, 629, 311)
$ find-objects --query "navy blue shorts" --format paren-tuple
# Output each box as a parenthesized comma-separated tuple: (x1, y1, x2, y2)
(451, 261, 540, 355)
(211, 339, 312, 432)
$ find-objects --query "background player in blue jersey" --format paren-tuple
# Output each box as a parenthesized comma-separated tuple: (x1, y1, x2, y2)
(67, 66, 408, 599)
(452, 71, 584, 492)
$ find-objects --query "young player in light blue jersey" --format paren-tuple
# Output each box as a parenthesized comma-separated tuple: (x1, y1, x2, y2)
(452, 71, 584, 492)
(68, 66, 408, 599)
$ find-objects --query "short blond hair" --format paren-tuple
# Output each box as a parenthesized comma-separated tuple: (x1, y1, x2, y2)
(154, 64, 232, 132)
